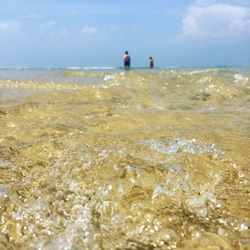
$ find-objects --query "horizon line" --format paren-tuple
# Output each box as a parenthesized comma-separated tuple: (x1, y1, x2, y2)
(0, 65, 249, 70)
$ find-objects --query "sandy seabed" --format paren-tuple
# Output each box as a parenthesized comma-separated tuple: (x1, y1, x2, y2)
(0, 68, 249, 249)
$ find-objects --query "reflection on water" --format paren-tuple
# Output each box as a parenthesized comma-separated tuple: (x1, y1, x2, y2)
(0, 68, 249, 249)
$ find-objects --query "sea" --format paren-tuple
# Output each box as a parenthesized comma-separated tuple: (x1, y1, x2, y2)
(0, 67, 249, 249)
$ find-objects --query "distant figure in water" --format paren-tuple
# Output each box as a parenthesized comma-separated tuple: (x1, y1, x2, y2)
(123, 51, 131, 70)
(149, 56, 154, 68)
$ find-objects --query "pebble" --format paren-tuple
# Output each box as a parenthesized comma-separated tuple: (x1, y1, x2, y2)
(0, 160, 11, 169)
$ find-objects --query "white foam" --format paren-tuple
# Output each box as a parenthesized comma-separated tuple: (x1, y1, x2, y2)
(140, 138, 222, 157)
(234, 74, 244, 81)
(68, 66, 116, 70)
(104, 75, 115, 81)
(234, 73, 248, 83)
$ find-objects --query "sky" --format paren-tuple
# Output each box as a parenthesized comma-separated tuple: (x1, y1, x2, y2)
(0, 0, 250, 68)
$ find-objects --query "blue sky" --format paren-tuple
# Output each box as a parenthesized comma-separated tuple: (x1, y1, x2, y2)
(0, 0, 249, 67)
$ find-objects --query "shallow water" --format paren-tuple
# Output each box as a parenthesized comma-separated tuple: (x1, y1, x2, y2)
(0, 68, 249, 249)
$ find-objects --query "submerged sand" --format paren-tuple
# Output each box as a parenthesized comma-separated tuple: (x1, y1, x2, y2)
(0, 68, 249, 249)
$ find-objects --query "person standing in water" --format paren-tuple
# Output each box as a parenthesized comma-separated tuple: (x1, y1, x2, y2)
(123, 51, 131, 70)
(149, 56, 154, 68)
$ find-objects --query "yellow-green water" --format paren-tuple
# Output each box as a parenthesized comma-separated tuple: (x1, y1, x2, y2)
(0, 68, 249, 249)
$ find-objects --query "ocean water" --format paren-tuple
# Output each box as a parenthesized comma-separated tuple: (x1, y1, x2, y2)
(0, 67, 249, 249)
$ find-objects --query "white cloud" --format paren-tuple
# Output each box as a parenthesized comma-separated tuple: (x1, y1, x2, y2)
(41, 20, 56, 29)
(79, 26, 109, 44)
(179, 2, 250, 41)
(81, 26, 98, 36)
(0, 21, 21, 31)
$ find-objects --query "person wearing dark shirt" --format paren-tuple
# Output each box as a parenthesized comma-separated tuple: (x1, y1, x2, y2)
(124, 51, 131, 69)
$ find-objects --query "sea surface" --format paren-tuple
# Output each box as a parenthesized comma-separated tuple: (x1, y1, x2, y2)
(0, 67, 249, 249)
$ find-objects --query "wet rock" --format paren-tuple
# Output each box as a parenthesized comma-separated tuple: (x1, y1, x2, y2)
(191, 92, 211, 101)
